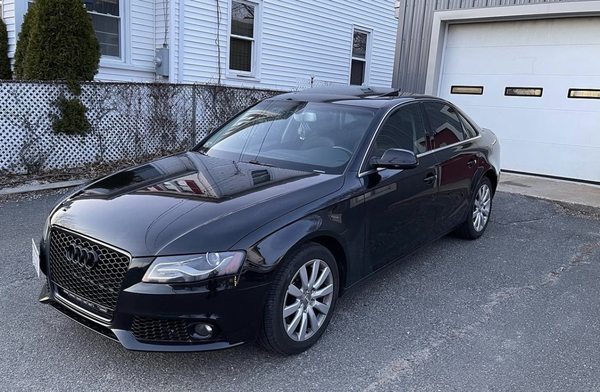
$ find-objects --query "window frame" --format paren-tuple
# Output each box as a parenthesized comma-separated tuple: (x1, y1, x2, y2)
(349, 26, 372, 86)
(358, 100, 483, 178)
(457, 112, 479, 139)
(86, 0, 123, 60)
(227, 0, 261, 80)
(358, 102, 431, 175)
(504, 87, 543, 97)
(422, 101, 470, 149)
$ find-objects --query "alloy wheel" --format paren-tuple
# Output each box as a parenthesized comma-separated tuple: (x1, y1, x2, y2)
(283, 259, 334, 342)
(473, 183, 491, 232)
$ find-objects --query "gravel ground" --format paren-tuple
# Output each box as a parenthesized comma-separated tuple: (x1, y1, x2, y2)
(0, 190, 599, 392)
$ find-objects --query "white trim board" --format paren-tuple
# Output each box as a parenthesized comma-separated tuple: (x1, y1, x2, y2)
(424, 1, 600, 95)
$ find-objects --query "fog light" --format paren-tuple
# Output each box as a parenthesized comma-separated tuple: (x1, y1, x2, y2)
(193, 323, 214, 339)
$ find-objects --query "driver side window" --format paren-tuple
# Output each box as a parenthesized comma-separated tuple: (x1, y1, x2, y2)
(372, 104, 428, 158)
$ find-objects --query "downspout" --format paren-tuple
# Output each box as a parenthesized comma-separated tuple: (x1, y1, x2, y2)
(169, 0, 177, 83)
(178, 0, 185, 83)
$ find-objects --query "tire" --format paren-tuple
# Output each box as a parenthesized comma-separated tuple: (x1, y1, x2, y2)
(258, 242, 339, 355)
(454, 176, 493, 240)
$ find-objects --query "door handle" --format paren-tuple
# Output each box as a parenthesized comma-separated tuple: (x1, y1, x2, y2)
(423, 173, 437, 184)
(467, 158, 477, 168)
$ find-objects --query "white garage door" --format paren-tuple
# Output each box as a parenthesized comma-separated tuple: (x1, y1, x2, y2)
(438, 17, 600, 183)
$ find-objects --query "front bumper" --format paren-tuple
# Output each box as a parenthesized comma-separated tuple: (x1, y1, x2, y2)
(39, 272, 272, 352)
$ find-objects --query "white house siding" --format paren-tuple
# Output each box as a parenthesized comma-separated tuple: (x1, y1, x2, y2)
(179, 0, 398, 89)
(1, 0, 16, 59)
(179, 1, 225, 84)
(5, 0, 397, 87)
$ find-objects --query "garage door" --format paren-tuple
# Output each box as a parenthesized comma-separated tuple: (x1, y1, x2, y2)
(438, 17, 600, 183)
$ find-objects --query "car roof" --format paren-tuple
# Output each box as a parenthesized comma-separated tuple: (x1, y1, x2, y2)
(269, 86, 440, 109)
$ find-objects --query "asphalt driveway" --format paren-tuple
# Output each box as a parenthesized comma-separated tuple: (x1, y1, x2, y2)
(0, 190, 599, 391)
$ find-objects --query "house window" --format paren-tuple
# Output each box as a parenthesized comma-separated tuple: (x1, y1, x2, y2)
(27, 0, 122, 58)
(229, 1, 257, 74)
(84, 0, 121, 58)
(350, 29, 369, 86)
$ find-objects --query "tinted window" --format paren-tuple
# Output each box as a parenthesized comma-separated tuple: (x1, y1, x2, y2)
(458, 113, 478, 139)
(372, 104, 428, 157)
(424, 102, 467, 148)
(198, 100, 375, 174)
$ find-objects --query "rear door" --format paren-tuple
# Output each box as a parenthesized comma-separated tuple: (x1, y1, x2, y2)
(361, 103, 438, 272)
(422, 101, 479, 235)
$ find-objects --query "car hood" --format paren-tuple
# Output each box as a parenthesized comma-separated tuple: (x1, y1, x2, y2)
(50, 152, 343, 257)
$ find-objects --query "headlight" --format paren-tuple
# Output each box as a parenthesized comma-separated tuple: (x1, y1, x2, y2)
(142, 251, 246, 283)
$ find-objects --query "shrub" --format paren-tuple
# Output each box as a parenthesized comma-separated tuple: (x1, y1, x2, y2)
(19, 0, 100, 83)
(51, 96, 91, 135)
(0, 18, 11, 79)
(14, 3, 38, 79)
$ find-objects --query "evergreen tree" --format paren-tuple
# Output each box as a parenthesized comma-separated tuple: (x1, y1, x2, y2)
(20, 0, 100, 82)
(14, 2, 38, 79)
(0, 18, 11, 79)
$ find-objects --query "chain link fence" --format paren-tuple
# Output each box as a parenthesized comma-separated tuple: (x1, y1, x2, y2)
(0, 81, 282, 176)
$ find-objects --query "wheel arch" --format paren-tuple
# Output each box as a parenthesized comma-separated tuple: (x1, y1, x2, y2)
(483, 169, 498, 194)
(246, 218, 349, 295)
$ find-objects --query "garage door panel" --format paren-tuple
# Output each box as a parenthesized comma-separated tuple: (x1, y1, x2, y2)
(445, 18, 600, 48)
(438, 18, 600, 182)
(458, 105, 600, 147)
(443, 45, 600, 77)
(501, 140, 600, 182)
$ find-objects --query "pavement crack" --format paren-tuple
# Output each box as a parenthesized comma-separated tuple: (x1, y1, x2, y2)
(495, 216, 554, 226)
(365, 240, 600, 391)
(541, 240, 600, 286)
(364, 285, 533, 391)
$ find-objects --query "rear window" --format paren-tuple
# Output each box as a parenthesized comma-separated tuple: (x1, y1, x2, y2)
(458, 113, 478, 139)
(423, 102, 468, 148)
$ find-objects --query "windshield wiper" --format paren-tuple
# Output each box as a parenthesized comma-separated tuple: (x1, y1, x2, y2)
(246, 159, 275, 167)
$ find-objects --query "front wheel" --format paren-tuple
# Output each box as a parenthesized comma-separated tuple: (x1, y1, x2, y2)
(258, 243, 339, 355)
(455, 177, 493, 239)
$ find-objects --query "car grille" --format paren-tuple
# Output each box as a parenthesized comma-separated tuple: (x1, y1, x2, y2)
(48, 227, 131, 318)
(131, 317, 192, 343)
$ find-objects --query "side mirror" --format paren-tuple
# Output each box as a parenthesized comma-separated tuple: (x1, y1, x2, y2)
(372, 148, 418, 170)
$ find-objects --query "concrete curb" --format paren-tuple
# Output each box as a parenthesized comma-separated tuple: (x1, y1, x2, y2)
(498, 190, 600, 216)
(0, 179, 87, 195)
(498, 172, 600, 210)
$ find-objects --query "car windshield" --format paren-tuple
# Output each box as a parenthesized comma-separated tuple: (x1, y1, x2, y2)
(196, 100, 376, 174)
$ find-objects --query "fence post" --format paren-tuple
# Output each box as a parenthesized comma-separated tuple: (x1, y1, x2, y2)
(191, 84, 197, 147)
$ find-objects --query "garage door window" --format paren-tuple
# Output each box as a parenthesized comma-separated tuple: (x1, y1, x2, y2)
(424, 102, 467, 148)
(451, 86, 484, 95)
(505, 87, 543, 97)
(568, 89, 600, 99)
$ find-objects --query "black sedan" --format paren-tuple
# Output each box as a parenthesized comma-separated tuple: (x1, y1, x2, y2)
(35, 86, 500, 355)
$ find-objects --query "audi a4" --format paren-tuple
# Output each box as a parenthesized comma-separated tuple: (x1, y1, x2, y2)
(34, 86, 500, 355)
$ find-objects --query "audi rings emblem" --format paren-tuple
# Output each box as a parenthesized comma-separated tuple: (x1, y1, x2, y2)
(65, 243, 99, 270)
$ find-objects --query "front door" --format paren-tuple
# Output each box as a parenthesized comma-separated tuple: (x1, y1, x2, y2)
(362, 103, 438, 272)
